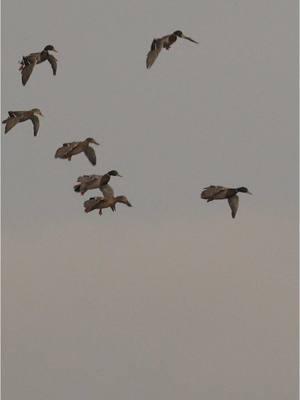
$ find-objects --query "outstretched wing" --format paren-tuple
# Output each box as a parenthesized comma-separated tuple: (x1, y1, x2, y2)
(201, 186, 227, 200)
(100, 184, 114, 199)
(21, 61, 36, 86)
(77, 175, 100, 184)
(84, 146, 97, 166)
(182, 35, 199, 44)
(8, 111, 25, 117)
(47, 54, 57, 75)
(3, 116, 20, 133)
(146, 39, 162, 69)
(228, 195, 239, 218)
(30, 116, 40, 136)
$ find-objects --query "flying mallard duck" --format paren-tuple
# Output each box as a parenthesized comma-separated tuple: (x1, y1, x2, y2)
(19, 45, 58, 86)
(146, 30, 198, 69)
(84, 184, 132, 215)
(2, 109, 43, 136)
(73, 170, 122, 195)
(55, 138, 99, 165)
(201, 186, 252, 218)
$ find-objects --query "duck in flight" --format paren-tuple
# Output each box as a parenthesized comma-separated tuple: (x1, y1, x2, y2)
(84, 184, 132, 216)
(201, 186, 252, 218)
(146, 30, 198, 69)
(73, 170, 122, 195)
(2, 109, 43, 136)
(19, 45, 58, 86)
(55, 138, 99, 166)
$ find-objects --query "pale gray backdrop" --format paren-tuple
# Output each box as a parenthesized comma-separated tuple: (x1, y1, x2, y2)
(2, 0, 298, 399)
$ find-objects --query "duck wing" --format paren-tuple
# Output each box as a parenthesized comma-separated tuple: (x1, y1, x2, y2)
(25, 52, 41, 61)
(146, 39, 162, 69)
(83, 146, 97, 166)
(30, 116, 40, 136)
(8, 111, 25, 117)
(74, 175, 101, 194)
(65, 141, 81, 151)
(47, 54, 57, 75)
(21, 60, 36, 86)
(228, 195, 239, 218)
(201, 186, 227, 200)
(100, 184, 114, 199)
(182, 35, 199, 44)
(3, 116, 20, 133)
(77, 175, 101, 184)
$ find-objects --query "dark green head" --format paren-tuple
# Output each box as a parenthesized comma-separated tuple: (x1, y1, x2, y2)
(173, 30, 198, 44)
(237, 187, 252, 194)
(108, 170, 122, 177)
(44, 45, 58, 52)
(173, 30, 183, 37)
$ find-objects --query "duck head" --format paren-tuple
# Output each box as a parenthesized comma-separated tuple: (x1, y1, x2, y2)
(173, 30, 198, 44)
(44, 45, 58, 53)
(237, 187, 252, 195)
(108, 170, 122, 177)
(116, 196, 132, 207)
(31, 108, 44, 117)
(86, 137, 99, 145)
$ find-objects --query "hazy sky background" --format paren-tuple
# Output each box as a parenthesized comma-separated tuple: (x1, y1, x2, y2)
(2, 0, 298, 399)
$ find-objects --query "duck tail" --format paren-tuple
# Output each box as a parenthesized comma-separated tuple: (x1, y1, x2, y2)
(18, 58, 26, 71)
(73, 184, 81, 193)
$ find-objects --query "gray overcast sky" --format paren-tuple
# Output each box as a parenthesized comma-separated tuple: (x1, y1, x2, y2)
(2, 0, 298, 399)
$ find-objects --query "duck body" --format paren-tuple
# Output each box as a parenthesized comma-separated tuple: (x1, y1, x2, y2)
(84, 195, 132, 215)
(201, 186, 252, 218)
(146, 30, 198, 69)
(84, 181, 132, 215)
(23, 50, 49, 64)
(201, 186, 239, 201)
(19, 45, 58, 86)
(73, 170, 122, 195)
(2, 108, 43, 136)
(152, 33, 178, 51)
(55, 138, 99, 165)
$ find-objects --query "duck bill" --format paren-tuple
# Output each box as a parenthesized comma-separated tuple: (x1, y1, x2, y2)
(52, 49, 58, 53)
(247, 191, 253, 195)
(182, 35, 198, 44)
(127, 201, 132, 207)
(93, 140, 100, 145)
(117, 173, 123, 177)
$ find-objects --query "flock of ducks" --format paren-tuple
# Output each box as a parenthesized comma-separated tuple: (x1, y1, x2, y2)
(3, 31, 252, 219)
